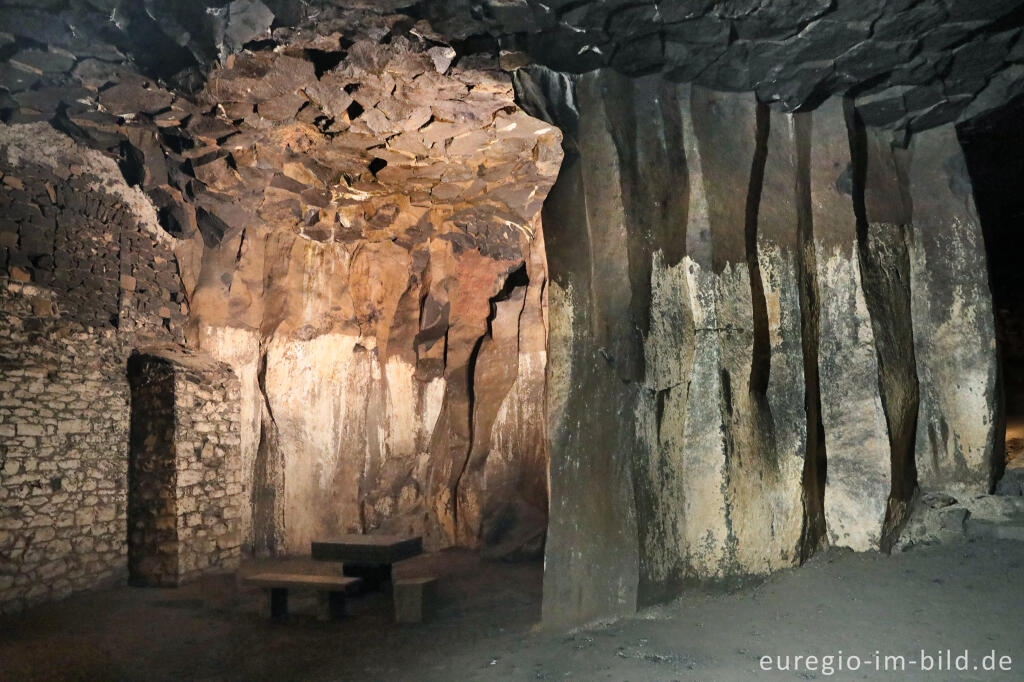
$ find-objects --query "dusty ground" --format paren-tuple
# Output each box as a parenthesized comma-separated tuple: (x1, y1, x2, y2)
(1, 540, 1022, 681)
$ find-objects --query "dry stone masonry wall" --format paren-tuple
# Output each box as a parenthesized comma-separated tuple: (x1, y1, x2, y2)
(127, 351, 242, 587)
(0, 125, 239, 613)
(0, 123, 188, 344)
(0, 283, 128, 615)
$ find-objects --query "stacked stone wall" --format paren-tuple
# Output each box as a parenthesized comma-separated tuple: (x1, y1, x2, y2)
(0, 126, 238, 612)
(127, 352, 242, 586)
(0, 283, 129, 614)
(0, 153, 187, 343)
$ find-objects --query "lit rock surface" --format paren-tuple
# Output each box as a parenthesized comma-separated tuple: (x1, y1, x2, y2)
(0, 5, 562, 555)
(181, 39, 562, 553)
(908, 125, 1001, 494)
(0, 0, 1008, 625)
(519, 67, 999, 627)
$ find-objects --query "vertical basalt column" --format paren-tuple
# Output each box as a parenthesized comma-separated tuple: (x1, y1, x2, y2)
(753, 108, 814, 568)
(671, 89, 809, 577)
(908, 125, 1001, 494)
(690, 87, 773, 575)
(632, 76, 697, 603)
(687, 87, 761, 579)
(809, 99, 892, 552)
(537, 69, 642, 629)
(663, 84, 733, 583)
(848, 111, 920, 547)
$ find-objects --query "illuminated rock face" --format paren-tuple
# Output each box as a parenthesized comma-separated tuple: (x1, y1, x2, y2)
(177, 40, 562, 554)
(522, 69, 998, 628)
(0, 3, 561, 557)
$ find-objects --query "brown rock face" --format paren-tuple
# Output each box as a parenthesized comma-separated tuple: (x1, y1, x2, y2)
(175, 38, 562, 554)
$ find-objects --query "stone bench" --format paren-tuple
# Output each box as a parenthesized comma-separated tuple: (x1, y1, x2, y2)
(243, 572, 362, 621)
(392, 576, 438, 623)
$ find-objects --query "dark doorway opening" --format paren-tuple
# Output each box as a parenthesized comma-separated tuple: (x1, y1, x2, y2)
(959, 96, 1024, 476)
(126, 353, 178, 586)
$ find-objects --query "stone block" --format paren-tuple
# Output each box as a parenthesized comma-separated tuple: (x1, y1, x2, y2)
(15, 423, 44, 437)
(393, 576, 438, 624)
(58, 419, 90, 434)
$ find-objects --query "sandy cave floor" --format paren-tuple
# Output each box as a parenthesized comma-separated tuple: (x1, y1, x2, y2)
(1, 540, 1023, 681)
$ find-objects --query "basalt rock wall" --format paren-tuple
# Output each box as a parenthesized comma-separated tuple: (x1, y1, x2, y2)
(519, 68, 999, 629)
(180, 38, 561, 556)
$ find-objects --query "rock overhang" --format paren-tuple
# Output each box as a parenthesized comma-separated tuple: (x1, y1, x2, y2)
(191, 37, 562, 256)
(428, 0, 1024, 132)
(4, 1, 1022, 138)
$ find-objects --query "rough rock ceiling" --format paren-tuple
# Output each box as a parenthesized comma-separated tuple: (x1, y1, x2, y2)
(2, 1, 1022, 133)
(433, 0, 1024, 132)
(0, 1, 560, 257)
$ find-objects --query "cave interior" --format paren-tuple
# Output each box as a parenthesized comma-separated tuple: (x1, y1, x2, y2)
(2, 0, 1024, 679)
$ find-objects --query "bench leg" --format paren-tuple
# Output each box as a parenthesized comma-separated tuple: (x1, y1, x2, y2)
(265, 587, 288, 620)
(393, 584, 423, 623)
(316, 591, 347, 621)
(342, 564, 391, 592)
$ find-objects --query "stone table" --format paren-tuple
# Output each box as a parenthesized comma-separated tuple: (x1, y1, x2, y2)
(311, 534, 422, 590)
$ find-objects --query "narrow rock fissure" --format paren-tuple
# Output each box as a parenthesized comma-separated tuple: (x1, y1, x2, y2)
(745, 100, 773, 397)
(844, 100, 920, 551)
(251, 341, 283, 556)
(794, 113, 828, 560)
(452, 264, 530, 540)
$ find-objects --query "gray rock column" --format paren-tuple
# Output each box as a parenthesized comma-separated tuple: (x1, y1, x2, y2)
(539, 70, 641, 630)
(908, 125, 1001, 494)
(809, 99, 892, 552)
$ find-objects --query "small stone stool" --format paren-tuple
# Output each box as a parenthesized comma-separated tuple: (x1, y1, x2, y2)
(200, 570, 238, 610)
(393, 576, 438, 623)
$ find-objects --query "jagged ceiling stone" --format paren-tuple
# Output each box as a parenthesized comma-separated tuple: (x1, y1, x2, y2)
(430, 0, 1024, 132)
(1, 1, 1022, 132)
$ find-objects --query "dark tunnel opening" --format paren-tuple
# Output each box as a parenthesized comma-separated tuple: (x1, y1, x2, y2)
(960, 96, 1024, 475)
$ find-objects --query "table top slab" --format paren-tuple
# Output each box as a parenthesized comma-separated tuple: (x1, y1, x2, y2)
(311, 534, 423, 563)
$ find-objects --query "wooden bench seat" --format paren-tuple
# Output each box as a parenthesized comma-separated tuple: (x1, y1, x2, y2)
(392, 576, 438, 623)
(243, 572, 362, 621)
